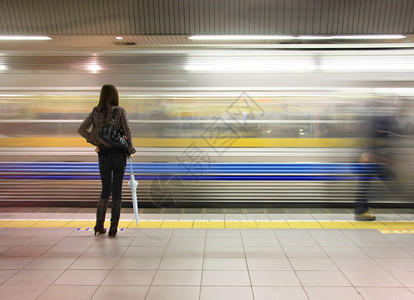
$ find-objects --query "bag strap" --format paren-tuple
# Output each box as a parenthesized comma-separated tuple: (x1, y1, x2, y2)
(109, 106, 118, 125)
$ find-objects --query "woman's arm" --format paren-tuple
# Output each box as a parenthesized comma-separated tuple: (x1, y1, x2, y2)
(78, 110, 94, 144)
(120, 108, 136, 155)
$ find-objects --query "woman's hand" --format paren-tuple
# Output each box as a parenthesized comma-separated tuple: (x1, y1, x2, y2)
(95, 147, 100, 153)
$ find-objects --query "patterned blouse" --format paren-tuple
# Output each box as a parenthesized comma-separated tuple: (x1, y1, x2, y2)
(78, 105, 136, 155)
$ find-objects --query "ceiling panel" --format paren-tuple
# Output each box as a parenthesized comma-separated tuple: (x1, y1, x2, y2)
(0, 0, 413, 36)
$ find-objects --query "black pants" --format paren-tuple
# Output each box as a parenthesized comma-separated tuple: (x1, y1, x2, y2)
(354, 163, 395, 214)
(98, 150, 126, 202)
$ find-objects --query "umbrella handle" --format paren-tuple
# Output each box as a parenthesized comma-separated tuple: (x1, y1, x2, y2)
(129, 157, 134, 175)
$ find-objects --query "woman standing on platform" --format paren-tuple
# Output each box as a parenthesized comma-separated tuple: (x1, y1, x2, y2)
(78, 84, 136, 237)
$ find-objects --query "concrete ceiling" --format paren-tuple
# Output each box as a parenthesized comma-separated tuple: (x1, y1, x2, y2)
(0, 0, 413, 51)
(1, 0, 413, 35)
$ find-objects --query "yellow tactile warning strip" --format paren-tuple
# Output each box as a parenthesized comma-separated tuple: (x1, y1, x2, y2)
(0, 219, 413, 231)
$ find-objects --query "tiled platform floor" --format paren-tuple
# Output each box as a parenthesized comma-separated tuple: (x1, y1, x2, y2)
(0, 207, 413, 300)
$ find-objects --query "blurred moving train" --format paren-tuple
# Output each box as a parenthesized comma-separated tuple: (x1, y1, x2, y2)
(0, 49, 413, 206)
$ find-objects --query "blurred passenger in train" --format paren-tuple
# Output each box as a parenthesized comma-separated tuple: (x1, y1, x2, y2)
(355, 100, 399, 221)
(78, 84, 136, 237)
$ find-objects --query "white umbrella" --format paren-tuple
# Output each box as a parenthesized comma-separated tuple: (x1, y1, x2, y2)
(128, 157, 139, 225)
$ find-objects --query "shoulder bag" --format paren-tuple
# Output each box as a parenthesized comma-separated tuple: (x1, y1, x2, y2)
(99, 107, 128, 151)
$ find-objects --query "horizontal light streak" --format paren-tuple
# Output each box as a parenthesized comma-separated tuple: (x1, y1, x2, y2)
(189, 35, 406, 40)
(0, 35, 52, 40)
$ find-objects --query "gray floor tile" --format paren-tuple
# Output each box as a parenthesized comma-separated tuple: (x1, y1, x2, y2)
(314, 237, 356, 247)
(362, 246, 411, 258)
(24, 257, 77, 269)
(0, 270, 18, 284)
(247, 258, 292, 270)
(37, 285, 98, 300)
(159, 257, 203, 270)
(309, 229, 346, 237)
(402, 247, 414, 257)
(204, 246, 245, 258)
(82, 246, 127, 257)
(283, 246, 327, 258)
(102, 270, 155, 285)
(349, 237, 394, 247)
(0, 256, 35, 269)
(274, 229, 312, 237)
(341, 229, 383, 238)
(305, 287, 363, 300)
(296, 270, 352, 286)
(123, 246, 165, 257)
(53, 269, 110, 286)
(253, 287, 308, 300)
(385, 236, 414, 247)
(179, 214, 203, 220)
(206, 237, 243, 247)
(343, 270, 403, 287)
(56, 236, 95, 247)
(158, 214, 181, 220)
(331, 257, 385, 270)
(356, 287, 414, 300)
(241, 229, 276, 238)
(249, 270, 300, 286)
(114, 257, 161, 270)
(152, 270, 202, 285)
(18, 235, 63, 246)
(169, 237, 205, 246)
(0, 285, 47, 300)
(69, 256, 120, 269)
(390, 271, 414, 287)
(0, 246, 13, 254)
(91, 286, 148, 300)
(202, 270, 250, 286)
(225, 214, 247, 220)
(375, 258, 414, 271)
(3, 245, 51, 256)
(322, 246, 369, 258)
(3, 269, 63, 286)
(267, 214, 289, 220)
(131, 236, 170, 247)
(206, 229, 240, 237)
(200, 287, 253, 300)
(203, 258, 247, 270)
(242, 237, 280, 247)
(246, 214, 270, 220)
(163, 246, 204, 258)
(278, 237, 318, 247)
(42, 245, 89, 257)
(376, 214, 406, 220)
(311, 214, 337, 220)
(244, 247, 286, 258)
(172, 229, 206, 237)
(147, 286, 199, 300)
(289, 257, 338, 270)
(332, 214, 356, 220)
(0, 236, 28, 246)
(202, 214, 225, 220)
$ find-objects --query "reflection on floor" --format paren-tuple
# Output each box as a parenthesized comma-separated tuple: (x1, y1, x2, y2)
(0, 207, 413, 300)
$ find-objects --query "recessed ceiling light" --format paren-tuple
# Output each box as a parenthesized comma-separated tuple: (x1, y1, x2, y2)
(189, 35, 295, 40)
(115, 36, 124, 40)
(0, 36, 52, 40)
(189, 35, 407, 40)
(331, 35, 406, 39)
(87, 64, 101, 73)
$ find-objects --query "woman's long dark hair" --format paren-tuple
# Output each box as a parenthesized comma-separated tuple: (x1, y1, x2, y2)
(96, 84, 119, 112)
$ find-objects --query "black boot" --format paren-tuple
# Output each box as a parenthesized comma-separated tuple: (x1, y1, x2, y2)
(108, 201, 122, 238)
(94, 198, 109, 235)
